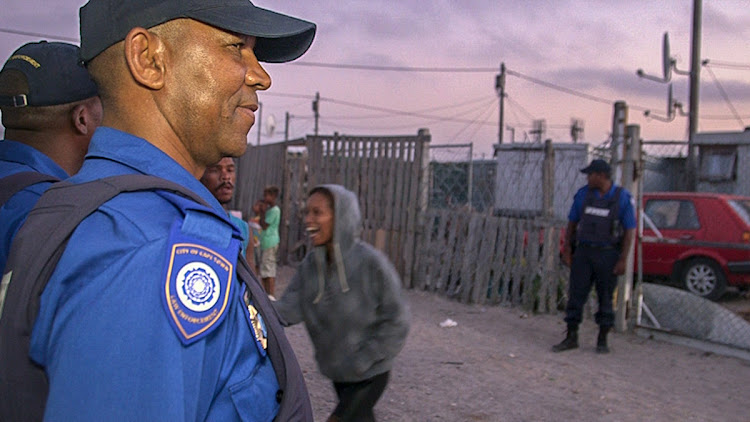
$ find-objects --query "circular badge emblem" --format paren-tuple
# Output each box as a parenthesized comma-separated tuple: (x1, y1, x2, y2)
(176, 262, 220, 312)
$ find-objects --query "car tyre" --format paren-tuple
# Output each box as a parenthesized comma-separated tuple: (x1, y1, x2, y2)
(681, 258, 727, 301)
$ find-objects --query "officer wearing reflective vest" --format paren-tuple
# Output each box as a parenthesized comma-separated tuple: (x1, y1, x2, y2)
(553, 159, 636, 354)
(0, 0, 316, 420)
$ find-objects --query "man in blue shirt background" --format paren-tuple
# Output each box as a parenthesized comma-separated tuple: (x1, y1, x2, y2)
(0, 41, 101, 271)
(1, 0, 316, 420)
(553, 159, 636, 354)
(201, 156, 254, 266)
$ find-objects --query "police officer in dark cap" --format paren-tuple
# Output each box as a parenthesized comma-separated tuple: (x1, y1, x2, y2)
(553, 159, 636, 354)
(0, 41, 102, 272)
(0, 0, 316, 420)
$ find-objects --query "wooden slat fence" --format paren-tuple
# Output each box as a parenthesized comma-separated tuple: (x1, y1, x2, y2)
(234, 134, 574, 314)
(234, 130, 432, 288)
(413, 210, 569, 311)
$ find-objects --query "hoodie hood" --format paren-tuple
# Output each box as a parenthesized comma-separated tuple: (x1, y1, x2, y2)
(310, 184, 361, 303)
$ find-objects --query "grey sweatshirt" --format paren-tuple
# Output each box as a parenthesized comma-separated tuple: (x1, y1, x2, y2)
(274, 184, 410, 383)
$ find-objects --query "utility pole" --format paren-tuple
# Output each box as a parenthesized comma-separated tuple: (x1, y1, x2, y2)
(495, 63, 506, 145)
(285, 111, 290, 141)
(687, 0, 702, 190)
(312, 91, 320, 136)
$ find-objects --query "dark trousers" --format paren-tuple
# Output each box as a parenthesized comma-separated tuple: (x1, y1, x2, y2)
(332, 371, 390, 422)
(564, 245, 620, 328)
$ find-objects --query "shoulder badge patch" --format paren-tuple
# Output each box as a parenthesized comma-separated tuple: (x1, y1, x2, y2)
(162, 221, 238, 345)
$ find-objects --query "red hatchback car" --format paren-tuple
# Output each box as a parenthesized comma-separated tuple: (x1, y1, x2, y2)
(640, 192, 750, 300)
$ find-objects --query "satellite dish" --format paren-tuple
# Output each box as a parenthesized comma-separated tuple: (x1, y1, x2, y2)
(662, 32, 672, 81)
(265, 114, 276, 137)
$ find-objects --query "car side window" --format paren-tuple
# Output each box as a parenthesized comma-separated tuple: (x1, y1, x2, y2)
(675, 200, 700, 230)
(645, 200, 678, 229)
(645, 199, 700, 230)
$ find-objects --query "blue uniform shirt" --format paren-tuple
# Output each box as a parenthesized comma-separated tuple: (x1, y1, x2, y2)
(29, 128, 279, 421)
(568, 183, 637, 230)
(0, 140, 68, 272)
(231, 214, 250, 256)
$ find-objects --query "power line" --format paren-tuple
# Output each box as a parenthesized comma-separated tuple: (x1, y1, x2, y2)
(323, 95, 496, 120)
(320, 96, 496, 126)
(289, 61, 497, 73)
(704, 64, 745, 128)
(703, 59, 750, 70)
(450, 99, 497, 142)
(0, 27, 77, 43)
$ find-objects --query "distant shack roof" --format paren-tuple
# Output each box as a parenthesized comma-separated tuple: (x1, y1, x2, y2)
(694, 128, 750, 146)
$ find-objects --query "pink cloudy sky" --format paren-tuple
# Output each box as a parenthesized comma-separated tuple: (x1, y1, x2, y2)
(2, 0, 749, 157)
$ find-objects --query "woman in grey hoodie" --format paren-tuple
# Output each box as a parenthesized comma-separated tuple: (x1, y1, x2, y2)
(274, 184, 410, 422)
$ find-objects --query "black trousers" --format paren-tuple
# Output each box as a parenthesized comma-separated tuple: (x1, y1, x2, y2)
(564, 245, 620, 328)
(332, 371, 390, 422)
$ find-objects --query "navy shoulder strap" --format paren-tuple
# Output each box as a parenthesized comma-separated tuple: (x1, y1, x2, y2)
(0, 171, 60, 206)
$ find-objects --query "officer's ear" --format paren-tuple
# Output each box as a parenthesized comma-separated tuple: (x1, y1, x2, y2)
(123, 27, 166, 90)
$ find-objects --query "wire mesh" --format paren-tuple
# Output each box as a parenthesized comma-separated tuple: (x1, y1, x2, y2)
(428, 144, 495, 213)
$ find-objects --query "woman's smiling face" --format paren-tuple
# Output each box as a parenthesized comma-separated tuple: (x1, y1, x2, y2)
(305, 191, 334, 247)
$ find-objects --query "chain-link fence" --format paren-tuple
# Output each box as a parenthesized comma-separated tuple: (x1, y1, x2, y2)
(428, 144, 495, 213)
(423, 139, 750, 356)
(638, 283, 750, 354)
(641, 141, 689, 192)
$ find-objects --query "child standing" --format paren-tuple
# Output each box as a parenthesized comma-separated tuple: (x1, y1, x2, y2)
(259, 186, 281, 299)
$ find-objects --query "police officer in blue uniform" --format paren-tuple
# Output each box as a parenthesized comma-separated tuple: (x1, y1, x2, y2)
(5, 1, 316, 420)
(553, 159, 636, 354)
(0, 41, 101, 271)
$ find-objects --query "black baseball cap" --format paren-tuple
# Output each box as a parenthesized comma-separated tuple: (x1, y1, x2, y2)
(0, 41, 98, 108)
(580, 159, 611, 175)
(79, 0, 316, 64)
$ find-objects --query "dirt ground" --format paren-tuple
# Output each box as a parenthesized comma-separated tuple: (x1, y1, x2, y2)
(275, 266, 750, 422)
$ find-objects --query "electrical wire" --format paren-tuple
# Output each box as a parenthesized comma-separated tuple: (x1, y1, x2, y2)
(703, 64, 745, 128)
(0, 27, 77, 42)
(451, 99, 497, 142)
(323, 95, 496, 120)
(288, 61, 498, 73)
(703, 59, 750, 70)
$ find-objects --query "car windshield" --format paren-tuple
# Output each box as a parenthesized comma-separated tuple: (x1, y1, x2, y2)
(728, 199, 750, 226)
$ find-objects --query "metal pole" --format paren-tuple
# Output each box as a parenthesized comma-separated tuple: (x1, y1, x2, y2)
(313, 91, 320, 137)
(496, 63, 506, 145)
(285, 111, 290, 141)
(687, 0, 702, 190)
(616, 124, 640, 332)
(256, 101, 262, 146)
(467, 143, 473, 210)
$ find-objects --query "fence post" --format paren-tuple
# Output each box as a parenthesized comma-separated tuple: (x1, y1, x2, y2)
(610, 101, 628, 185)
(615, 125, 641, 332)
(404, 128, 431, 288)
(540, 140, 556, 313)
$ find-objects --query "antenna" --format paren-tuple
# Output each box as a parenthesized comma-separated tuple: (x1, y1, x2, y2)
(530, 119, 546, 143)
(570, 118, 584, 143)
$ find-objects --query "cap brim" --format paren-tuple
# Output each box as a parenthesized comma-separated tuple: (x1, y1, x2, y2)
(189, 6, 316, 63)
